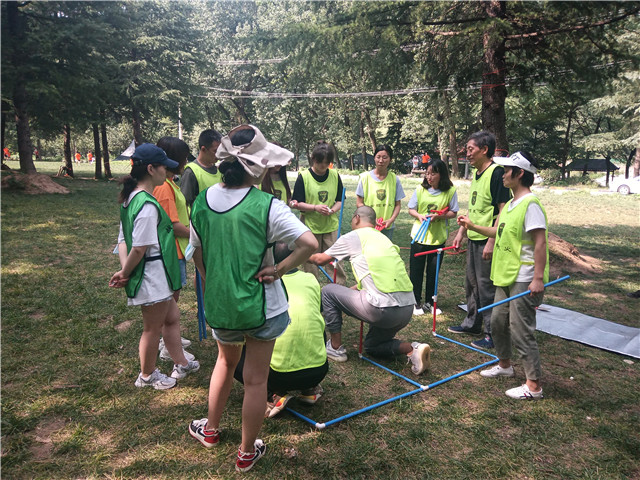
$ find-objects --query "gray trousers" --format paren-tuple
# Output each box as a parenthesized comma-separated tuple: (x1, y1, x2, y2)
(321, 283, 413, 357)
(491, 283, 544, 381)
(460, 239, 496, 336)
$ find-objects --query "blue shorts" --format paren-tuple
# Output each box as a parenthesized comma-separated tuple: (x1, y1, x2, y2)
(212, 311, 291, 345)
(179, 259, 187, 287)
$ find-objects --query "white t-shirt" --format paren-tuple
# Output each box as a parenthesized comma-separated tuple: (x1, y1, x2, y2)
(190, 184, 309, 319)
(325, 230, 415, 308)
(355, 170, 405, 201)
(509, 193, 547, 282)
(117, 190, 174, 306)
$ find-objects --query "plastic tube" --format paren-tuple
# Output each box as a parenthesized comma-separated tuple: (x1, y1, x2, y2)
(477, 275, 571, 313)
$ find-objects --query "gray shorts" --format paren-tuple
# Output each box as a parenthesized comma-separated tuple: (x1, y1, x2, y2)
(212, 310, 291, 346)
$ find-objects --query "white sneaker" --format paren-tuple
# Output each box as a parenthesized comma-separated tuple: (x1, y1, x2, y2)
(160, 347, 195, 362)
(326, 339, 348, 362)
(158, 336, 191, 350)
(480, 365, 515, 378)
(134, 368, 177, 390)
(424, 303, 442, 315)
(171, 360, 200, 379)
(413, 305, 425, 316)
(505, 384, 543, 400)
(408, 342, 431, 375)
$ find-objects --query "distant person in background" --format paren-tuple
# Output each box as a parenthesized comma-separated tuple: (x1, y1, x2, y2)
(180, 129, 223, 209)
(3, 147, 11, 160)
(290, 141, 346, 284)
(421, 152, 430, 169)
(75, 152, 82, 163)
(88, 152, 94, 163)
(356, 144, 405, 240)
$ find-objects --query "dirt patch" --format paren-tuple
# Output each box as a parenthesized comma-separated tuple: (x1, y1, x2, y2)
(548, 232, 602, 276)
(114, 320, 135, 332)
(28, 417, 68, 461)
(1, 173, 70, 194)
(29, 310, 46, 320)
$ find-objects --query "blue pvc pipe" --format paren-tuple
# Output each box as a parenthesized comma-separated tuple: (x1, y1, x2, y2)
(477, 275, 571, 314)
(195, 270, 207, 340)
(360, 355, 424, 388)
(318, 265, 334, 283)
(411, 219, 428, 245)
(419, 217, 431, 243)
(337, 187, 346, 239)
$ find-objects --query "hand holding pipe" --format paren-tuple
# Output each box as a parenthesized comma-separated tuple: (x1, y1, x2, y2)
(477, 275, 570, 313)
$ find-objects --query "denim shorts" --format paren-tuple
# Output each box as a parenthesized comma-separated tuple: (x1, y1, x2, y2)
(212, 310, 291, 345)
(179, 259, 187, 287)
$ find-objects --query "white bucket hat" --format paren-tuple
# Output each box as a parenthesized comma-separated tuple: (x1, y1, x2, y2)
(493, 151, 537, 174)
(216, 124, 294, 178)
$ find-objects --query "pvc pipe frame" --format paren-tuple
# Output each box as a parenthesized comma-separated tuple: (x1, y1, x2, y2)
(477, 275, 571, 313)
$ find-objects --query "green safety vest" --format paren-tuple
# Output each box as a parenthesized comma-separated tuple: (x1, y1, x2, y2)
(270, 270, 327, 372)
(411, 186, 456, 245)
(468, 163, 499, 241)
(166, 178, 189, 256)
(359, 171, 397, 222)
(190, 187, 274, 330)
(300, 169, 339, 234)
(184, 161, 222, 192)
(491, 195, 549, 287)
(271, 177, 287, 201)
(353, 227, 414, 293)
(120, 191, 181, 298)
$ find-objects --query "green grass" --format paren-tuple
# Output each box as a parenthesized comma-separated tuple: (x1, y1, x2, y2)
(2, 162, 639, 479)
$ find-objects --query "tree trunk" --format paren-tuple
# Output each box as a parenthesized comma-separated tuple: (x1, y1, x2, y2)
(63, 124, 74, 177)
(132, 105, 143, 146)
(560, 106, 576, 180)
(359, 110, 368, 170)
(93, 123, 102, 179)
(101, 123, 112, 179)
(629, 147, 640, 178)
(440, 90, 460, 177)
(481, 1, 509, 156)
(362, 106, 377, 152)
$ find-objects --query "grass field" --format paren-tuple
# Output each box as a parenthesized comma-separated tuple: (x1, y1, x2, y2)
(2, 162, 639, 479)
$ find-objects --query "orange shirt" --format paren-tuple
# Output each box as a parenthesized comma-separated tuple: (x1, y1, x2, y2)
(153, 182, 184, 259)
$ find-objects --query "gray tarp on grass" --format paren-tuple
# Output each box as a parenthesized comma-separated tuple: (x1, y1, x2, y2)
(458, 304, 640, 359)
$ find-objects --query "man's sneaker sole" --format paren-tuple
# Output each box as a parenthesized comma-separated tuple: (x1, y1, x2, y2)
(189, 418, 220, 448)
(236, 439, 266, 472)
(410, 343, 431, 375)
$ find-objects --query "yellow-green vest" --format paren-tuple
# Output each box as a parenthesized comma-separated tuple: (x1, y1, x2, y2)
(120, 191, 181, 298)
(410, 186, 456, 245)
(359, 171, 397, 221)
(353, 227, 413, 293)
(491, 196, 549, 287)
(184, 161, 222, 192)
(166, 178, 189, 256)
(300, 169, 339, 234)
(271, 270, 327, 372)
(468, 163, 499, 241)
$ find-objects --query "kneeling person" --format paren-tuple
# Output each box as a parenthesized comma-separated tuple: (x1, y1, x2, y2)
(309, 206, 431, 375)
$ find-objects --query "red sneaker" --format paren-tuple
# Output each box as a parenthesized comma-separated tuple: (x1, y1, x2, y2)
(188, 418, 220, 448)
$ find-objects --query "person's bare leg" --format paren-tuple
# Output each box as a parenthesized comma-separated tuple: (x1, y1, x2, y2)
(207, 341, 243, 430)
(140, 301, 169, 376)
(161, 298, 187, 366)
(240, 337, 275, 452)
(330, 332, 342, 349)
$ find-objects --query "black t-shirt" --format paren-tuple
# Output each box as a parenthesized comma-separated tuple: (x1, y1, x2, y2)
(292, 168, 344, 203)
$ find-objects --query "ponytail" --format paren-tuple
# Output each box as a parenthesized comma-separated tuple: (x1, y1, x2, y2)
(118, 164, 150, 203)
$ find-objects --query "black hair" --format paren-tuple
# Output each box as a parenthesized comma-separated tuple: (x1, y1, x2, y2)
(156, 136, 190, 175)
(421, 158, 453, 191)
(311, 141, 335, 166)
(261, 166, 292, 203)
(198, 129, 222, 150)
(118, 164, 152, 203)
(374, 144, 393, 160)
(273, 242, 292, 265)
(219, 127, 257, 187)
(468, 130, 496, 158)
(509, 151, 537, 187)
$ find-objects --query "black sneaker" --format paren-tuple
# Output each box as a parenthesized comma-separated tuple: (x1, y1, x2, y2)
(447, 325, 482, 335)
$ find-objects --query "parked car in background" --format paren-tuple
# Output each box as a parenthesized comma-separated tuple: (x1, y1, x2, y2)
(609, 175, 640, 194)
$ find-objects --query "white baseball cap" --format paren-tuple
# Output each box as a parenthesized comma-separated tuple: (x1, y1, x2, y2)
(493, 151, 537, 174)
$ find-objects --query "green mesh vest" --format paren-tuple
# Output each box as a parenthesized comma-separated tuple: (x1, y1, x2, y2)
(353, 227, 413, 293)
(120, 191, 181, 298)
(491, 196, 549, 287)
(190, 187, 274, 330)
(301, 169, 339, 234)
(411, 186, 456, 245)
(359, 171, 397, 222)
(468, 163, 499, 241)
(184, 161, 222, 191)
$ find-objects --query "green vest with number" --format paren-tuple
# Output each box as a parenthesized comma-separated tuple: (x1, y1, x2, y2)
(184, 161, 222, 191)
(468, 163, 499, 241)
(353, 227, 413, 293)
(190, 187, 274, 330)
(301, 169, 339, 234)
(491, 196, 549, 287)
(270, 270, 327, 372)
(120, 191, 181, 298)
(411, 186, 456, 245)
(166, 178, 189, 256)
(359, 171, 397, 222)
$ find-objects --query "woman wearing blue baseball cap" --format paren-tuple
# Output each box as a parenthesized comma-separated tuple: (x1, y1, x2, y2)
(110, 143, 200, 391)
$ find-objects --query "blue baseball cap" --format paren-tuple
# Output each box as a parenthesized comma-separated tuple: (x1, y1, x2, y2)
(131, 143, 179, 169)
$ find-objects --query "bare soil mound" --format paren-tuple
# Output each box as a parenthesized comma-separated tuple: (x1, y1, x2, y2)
(548, 232, 602, 276)
(1, 172, 70, 194)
